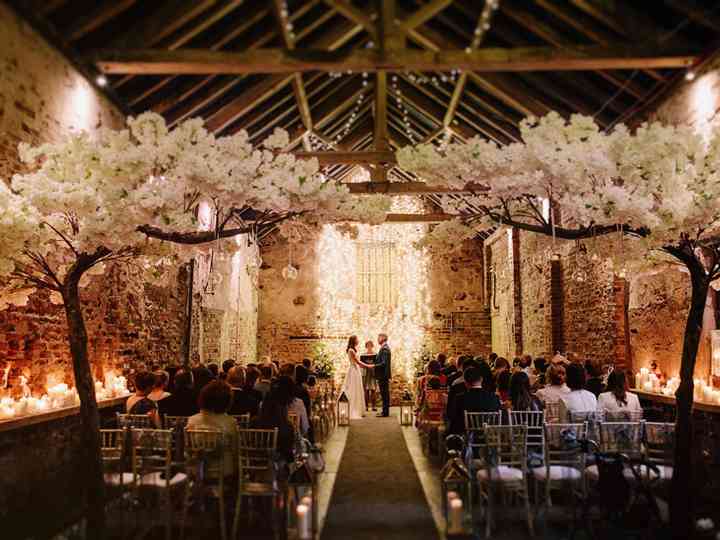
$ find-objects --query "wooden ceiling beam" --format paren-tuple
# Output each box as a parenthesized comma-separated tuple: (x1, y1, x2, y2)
(322, 0, 376, 37)
(204, 74, 294, 133)
(374, 72, 389, 152)
(91, 45, 696, 75)
(66, 0, 137, 42)
(664, 0, 720, 33)
(384, 213, 455, 223)
(399, 0, 453, 33)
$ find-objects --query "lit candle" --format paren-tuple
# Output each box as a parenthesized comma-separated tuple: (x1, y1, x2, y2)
(297, 504, 311, 539)
(448, 498, 464, 535)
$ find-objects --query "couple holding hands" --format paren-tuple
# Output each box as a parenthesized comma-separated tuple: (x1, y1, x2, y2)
(341, 333, 391, 420)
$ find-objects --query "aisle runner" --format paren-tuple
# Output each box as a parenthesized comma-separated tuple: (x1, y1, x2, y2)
(321, 415, 439, 540)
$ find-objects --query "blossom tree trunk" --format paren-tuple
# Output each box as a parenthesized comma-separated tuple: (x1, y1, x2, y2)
(60, 253, 108, 540)
(670, 258, 710, 539)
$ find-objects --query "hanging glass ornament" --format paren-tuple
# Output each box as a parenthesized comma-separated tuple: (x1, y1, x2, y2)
(282, 264, 298, 280)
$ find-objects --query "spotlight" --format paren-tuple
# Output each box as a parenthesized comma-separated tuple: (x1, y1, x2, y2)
(685, 70, 696, 82)
(96, 74, 108, 87)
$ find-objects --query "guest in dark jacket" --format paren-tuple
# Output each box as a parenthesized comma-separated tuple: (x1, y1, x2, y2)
(158, 369, 199, 418)
(585, 359, 605, 398)
(445, 358, 478, 421)
(252, 384, 296, 462)
(448, 365, 501, 434)
(226, 366, 260, 417)
(244, 367, 264, 403)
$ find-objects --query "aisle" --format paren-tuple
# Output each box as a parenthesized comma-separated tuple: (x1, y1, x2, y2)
(321, 412, 440, 540)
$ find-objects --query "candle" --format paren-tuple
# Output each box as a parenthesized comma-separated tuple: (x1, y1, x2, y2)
(448, 498, 464, 535)
(297, 504, 311, 540)
(643, 381, 653, 392)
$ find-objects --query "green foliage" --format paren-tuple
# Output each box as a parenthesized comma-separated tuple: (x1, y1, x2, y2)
(311, 341, 335, 379)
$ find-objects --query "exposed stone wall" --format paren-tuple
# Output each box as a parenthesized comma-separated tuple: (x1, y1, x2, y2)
(257, 227, 490, 394)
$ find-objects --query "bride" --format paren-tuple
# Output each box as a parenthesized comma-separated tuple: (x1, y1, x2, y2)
(341, 335, 374, 419)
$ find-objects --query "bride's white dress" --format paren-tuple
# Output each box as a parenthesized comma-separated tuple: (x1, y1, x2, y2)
(340, 349, 366, 419)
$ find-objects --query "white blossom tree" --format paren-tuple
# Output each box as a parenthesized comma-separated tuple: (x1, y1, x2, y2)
(0, 112, 390, 538)
(399, 112, 720, 538)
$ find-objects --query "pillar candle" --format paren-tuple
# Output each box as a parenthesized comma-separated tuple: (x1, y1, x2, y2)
(297, 504, 311, 539)
(448, 498, 464, 535)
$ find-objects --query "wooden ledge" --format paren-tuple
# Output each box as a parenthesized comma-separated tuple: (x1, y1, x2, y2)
(634, 388, 720, 414)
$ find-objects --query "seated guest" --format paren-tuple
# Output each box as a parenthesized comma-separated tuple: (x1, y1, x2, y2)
(252, 386, 296, 462)
(302, 358, 316, 377)
(158, 369, 198, 418)
(493, 357, 510, 377)
(148, 370, 171, 402)
(535, 364, 570, 403)
(436, 353, 447, 371)
(448, 365, 501, 434)
(227, 367, 260, 417)
(488, 352, 498, 368)
(254, 366, 273, 398)
(207, 363, 220, 378)
(244, 367, 264, 403)
(585, 359, 605, 397)
(496, 370, 511, 404)
(417, 360, 444, 405)
(187, 381, 238, 477)
(192, 365, 214, 395)
(295, 365, 314, 441)
(273, 376, 310, 436)
(598, 370, 642, 415)
(126, 371, 160, 427)
(280, 362, 296, 378)
(533, 357, 548, 388)
(509, 371, 542, 411)
(221, 359, 235, 380)
(447, 355, 467, 386)
(443, 356, 457, 377)
(559, 362, 598, 421)
(446, 358, 478, 420)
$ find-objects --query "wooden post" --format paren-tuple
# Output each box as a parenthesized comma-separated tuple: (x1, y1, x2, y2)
(183, 258, 195, 367)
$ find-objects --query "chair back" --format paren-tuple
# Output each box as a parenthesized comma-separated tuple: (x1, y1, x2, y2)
(509, 410, 545, 451)
(644, 422, 674, 465)
(185, 429, 226, 479)
(423, 389, 447, 422)
(117, 412, 154, 429)
(164, 415, 189, 430)
(232, 413, 251, 429)
(238, 428, 279, 474)
(130, 429, 173, 483)
(598, 421, 643, 457)
(544, 401, 562, 423)
(604, 410, 643, 422)
(100, 429, 126, 462)
(568, 410, 604, 443)
(484, 424, 528, 470)
(544, 422, 587, 468)
(465, 411, 502, 430)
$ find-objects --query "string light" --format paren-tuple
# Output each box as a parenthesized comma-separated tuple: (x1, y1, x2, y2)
(95, 74, 107, 87)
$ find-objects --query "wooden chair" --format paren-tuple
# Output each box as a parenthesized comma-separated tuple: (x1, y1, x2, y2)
(534, 423, 588, 510)
(585, 421, 643, 483)
(131, 428, 189, 540)
(232, 428, 281, 540)
(183, 429, 228, 540)
(641, 422, 675, 483)
(478, 424, 533, 537)
(232, 413, 251, 430)
(117, 412, 155, 429)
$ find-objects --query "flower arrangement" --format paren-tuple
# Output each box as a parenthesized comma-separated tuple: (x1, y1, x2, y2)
(311, 341, 335, 379)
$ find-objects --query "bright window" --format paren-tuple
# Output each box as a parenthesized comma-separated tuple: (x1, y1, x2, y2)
(356, 242, 397, 306)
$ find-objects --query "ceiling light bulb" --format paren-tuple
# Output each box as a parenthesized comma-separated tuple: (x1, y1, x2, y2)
(96, 74, 108, 87)
(685, 70, 696, 81)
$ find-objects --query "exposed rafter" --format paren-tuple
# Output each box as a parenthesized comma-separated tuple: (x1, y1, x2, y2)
(90, 45, 696, 75)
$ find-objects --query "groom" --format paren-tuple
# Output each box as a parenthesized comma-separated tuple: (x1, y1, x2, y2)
(374, 333, 391, 417)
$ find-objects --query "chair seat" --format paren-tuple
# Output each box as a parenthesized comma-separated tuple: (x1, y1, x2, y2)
(104, 472, 135, 486)
(139, 471, 189, 488)
(623, 464, 674, 482)
(477, 465, 524, 482)
(533, 465, 582, 481)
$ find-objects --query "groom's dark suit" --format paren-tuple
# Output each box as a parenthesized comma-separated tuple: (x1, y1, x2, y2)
(375, 343, 391, 416)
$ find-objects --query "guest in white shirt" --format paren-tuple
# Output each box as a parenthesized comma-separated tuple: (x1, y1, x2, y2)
(187, 381, 239, 477)
(273, 375, 310, 436)
(536, 364, 571, 403)
(598, 370, 642, 416)
(559, 363, 598, 422)
(148, 370, 171, 402)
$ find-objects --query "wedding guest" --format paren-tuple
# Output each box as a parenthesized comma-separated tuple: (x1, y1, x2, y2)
(295, 365, 314, 441)
(436, 353, 447, 370)
(448, 365, 501, 434)
(598, 370, 642, 415)
(416, 360, 443, 410)
(227, 366, 260, 417)
(207, 363, 220, 378)
(221, 359, 235, 379)
(493, 357, 510, 377)
(533, 357, 548, 387)
(244, 367, 264, 403)
(158, 369, 198, 418)
(447, 355, 466, 386)
(488, 352, 498, 368)
(126, 371, 160, 427)
(535, 364, 570, 403)
(148, 370, 171, 402)
(252, 386, 296, 462)
(585, 359, 605, 397)
(559, 362, 598, 421)
(187, 381, 238, 477)
(443, 356, 457, 377)
(254, 366, 273, 398)
(280, 363, 296, 378)
(302, 358, 316, 377)
(509, 371, 542, 411)
(446, 358, 478, 419)
(273, 376, 309, 435)
(496, 370, 511, 404)
(192, 365, 214, 393)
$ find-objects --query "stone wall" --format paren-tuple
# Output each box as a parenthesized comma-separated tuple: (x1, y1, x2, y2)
(257, 224, 489, 395)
